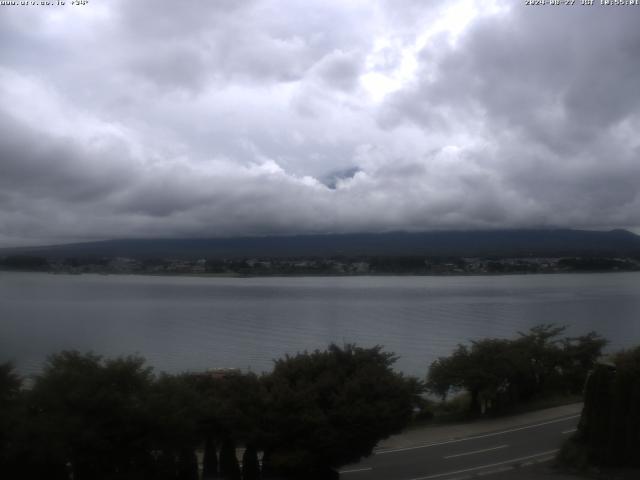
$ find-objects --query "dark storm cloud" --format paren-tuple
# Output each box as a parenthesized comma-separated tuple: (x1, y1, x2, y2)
(379, 4, 640, 228)
(0, 112, 134, 203)
(0, 1, 639, 246)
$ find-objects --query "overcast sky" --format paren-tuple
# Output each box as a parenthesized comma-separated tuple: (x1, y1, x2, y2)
(1, 0, 639, 246)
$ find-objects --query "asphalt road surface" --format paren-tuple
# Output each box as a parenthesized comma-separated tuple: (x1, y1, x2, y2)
(339, 414, 580, 480)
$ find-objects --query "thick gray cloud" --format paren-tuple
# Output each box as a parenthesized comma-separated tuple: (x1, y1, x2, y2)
(0, 0, 639, 246)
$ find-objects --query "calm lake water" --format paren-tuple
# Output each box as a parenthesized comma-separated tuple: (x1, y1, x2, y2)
(1, 272, 640, 377)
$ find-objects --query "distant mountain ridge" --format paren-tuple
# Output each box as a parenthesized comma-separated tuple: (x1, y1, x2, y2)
(2, 229, 640, 259)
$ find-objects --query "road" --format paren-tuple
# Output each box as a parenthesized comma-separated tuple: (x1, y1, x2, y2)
(339, 414, 580, 480)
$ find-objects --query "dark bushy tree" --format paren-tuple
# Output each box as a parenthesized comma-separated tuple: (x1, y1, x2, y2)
(202, 436, 219, 479)
(0, 362, 23, 478)
(219, 438, 241, 480)
(560, 332, 608, 393)
(512, 324, 567, 397)
(187, 369, 265, 480)
(575, 347, 640, 467)
(426, 346, 468, 402)
(2, 344, 423, 479)
(427, 325, 606, 414)
(156, 450, 178, 480)
(242, 444, 260, 480)
(147, 373, 203, 465)
(25, 352, 155, 480)
(177, 448, 199, 480)
(0, 362, 21, 401)
(261, 344, 423, 478)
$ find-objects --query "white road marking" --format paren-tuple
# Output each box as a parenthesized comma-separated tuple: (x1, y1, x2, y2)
(376, 414, 580, 455)
(443, 444, 508, 459)
(562, 428, 577, 434)
(409, 449, 559, 480)
(339, 467, 373, 474)
(476, 465, 513, 476)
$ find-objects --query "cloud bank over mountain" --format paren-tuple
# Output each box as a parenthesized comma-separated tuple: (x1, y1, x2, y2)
(1, 0, 639, 246)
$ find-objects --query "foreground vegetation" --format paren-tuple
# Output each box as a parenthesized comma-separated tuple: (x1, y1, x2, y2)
(558, 346, 640, 471)
(426, 325, 607, 415)
(0, 325, 617, 479)
(0, 345, 421, 480)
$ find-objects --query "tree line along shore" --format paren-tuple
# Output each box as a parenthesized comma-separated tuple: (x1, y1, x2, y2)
(1, 254, 640, 276)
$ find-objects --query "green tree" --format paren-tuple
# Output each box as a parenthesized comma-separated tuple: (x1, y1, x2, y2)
(428, 340, 519, 414)
(187, 371, 264, 447)
(219, 438, 241, 480)
(202, 435, 219, 479)
(576, 347, 640, 467)
(26, 351, 155, 480)
(578, 364, 615, 464)
(177, 448, 199, 480)
(186, 369, 265, 479)
(560, 332, 608, 393)
(261, 344, 422, 478)
(512, 324, 567, 399)
(466, 339, 518, 413)
(242, 444, 260, 480)
(609, 347, 640, 465)
(427, 325, 606, 415)
(147, 373, 204, 479)
(0, 363, 23, 477)
(426, 346, 468, 401)
(0, 362, 21, 401)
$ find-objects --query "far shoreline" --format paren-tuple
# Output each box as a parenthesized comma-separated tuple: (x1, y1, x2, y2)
(2, 269, 640, 279)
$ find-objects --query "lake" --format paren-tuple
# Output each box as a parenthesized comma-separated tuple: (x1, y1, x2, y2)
(1, 272, 640, 377)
